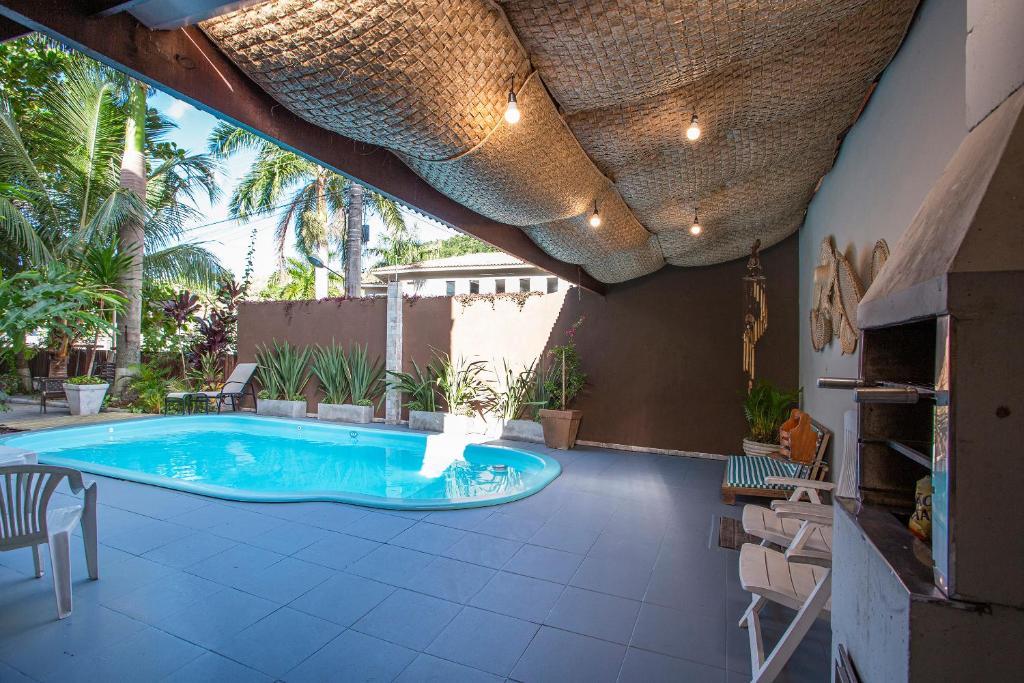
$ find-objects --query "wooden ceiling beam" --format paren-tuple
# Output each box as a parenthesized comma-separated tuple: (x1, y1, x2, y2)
(0, 0, 606, 294)
(0, 15, 28, 42)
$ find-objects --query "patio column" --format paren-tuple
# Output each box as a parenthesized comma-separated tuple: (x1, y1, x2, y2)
(385, 279, 402, 424)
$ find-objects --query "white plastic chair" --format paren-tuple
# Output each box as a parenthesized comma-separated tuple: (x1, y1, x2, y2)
(0, 464, 99, 619)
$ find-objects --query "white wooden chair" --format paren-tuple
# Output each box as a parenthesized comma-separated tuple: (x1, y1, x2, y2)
(738, 542, 832, 683)
(741, 410, 857, 565)
(0, 464, 99, 619)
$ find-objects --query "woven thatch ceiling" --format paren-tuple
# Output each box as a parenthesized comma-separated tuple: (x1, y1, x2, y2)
(201, 0, 918, 283)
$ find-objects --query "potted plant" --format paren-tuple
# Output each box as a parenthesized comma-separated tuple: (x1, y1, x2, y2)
(254, 340, 311, 418)
(742, 380, 801, 456)
(388, 360, 441, 431)
(433, 351, 490, 435)
(313, 343, 384, 424)
(63, 375, 109, 416)
(497, 358, 545, 443)
(539, 316, 586, 449)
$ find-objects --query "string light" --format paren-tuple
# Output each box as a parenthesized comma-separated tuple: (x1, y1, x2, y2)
(690, 207, 702, 235)
(504, 75, 521, 125)
(686, 112, 701, 141)
(588, 202, 601, 228)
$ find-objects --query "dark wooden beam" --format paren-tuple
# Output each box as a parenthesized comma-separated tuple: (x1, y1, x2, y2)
(0, 15, 28, 42)
(84, 1, 147, 17)
(0, 0, 606, 294)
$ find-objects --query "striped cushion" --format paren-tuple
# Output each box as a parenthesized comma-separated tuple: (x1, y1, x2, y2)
(726, 455, 809, 490)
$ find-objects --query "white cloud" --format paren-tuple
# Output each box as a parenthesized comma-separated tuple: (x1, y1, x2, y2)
(164, 99, 193, 120)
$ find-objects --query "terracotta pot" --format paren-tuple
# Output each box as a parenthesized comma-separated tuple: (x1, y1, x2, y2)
(742, 438, 779, 457)
(539, 409, 583, 450)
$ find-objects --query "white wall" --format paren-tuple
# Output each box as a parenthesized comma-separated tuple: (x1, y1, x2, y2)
(798, 0, 967, 469)
(402, 275, 564, 297)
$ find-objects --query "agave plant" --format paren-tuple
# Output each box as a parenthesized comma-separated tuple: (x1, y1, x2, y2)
(387, 360, 439, 412)
(432, 351, 491, 417)
(310, 342, 349, 405)
(743, 380, 801, 444)
(346, 344, 386, 407)
(495, 358, 543, 421)
(255, 340, 312, 401)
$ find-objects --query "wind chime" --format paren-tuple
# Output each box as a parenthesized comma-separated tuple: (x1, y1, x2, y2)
(742, 240, 767, 392)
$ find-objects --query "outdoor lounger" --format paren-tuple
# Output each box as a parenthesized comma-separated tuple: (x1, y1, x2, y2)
(165, 362, 258, 414)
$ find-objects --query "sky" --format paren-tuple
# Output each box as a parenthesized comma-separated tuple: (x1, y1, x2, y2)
(148, 89, 457, 287)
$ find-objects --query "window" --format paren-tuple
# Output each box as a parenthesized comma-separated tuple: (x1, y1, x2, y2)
(495, 279, 505, 294)
(469, 279, 480, 294)
(546, 277, 558, 293)
(519, 278, 531, 293)
(445, 280, 455, 296)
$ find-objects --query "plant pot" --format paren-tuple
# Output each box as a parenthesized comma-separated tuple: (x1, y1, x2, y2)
(501, 418, 545, 444)
(318, 402, 373, 424)
(408, 410, 471, 434)
(742, 438, 780, 457)
(63, 382, 108, 416)
(539, 409, 582, 450)
(258, 399, 307, 419)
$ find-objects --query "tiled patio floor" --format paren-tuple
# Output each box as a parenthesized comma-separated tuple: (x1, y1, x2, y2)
(0, 435, 830, 682)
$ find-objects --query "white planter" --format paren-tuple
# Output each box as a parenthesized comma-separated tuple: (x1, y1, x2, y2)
(501, 418, 545, 443)
(742, 438, 779, 457)
(318, 402, 373, 424)
(408, 410, 471, 434)
(258, 399, 307, 419)
(63, 383, 108, 416)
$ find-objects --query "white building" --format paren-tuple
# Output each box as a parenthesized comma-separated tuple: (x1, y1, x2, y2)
(371, 252, 568, 297)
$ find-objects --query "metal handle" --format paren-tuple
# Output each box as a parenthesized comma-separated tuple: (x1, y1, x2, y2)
(817, 377, 867, 390)
(854, 387, 920, 404)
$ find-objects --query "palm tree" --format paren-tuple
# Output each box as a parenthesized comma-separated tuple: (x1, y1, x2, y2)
(258, 257, 343, 300)
(208, 122, 406, 298)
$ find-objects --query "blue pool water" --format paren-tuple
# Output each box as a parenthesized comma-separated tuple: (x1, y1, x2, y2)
(0, 416, 560, 510)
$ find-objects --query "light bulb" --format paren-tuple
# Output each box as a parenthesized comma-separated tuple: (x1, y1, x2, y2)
(504, 92, 520, 125)
(589, 207, 601, 228)
(689, 221, 702, 235)
(686, 112, 701, 141)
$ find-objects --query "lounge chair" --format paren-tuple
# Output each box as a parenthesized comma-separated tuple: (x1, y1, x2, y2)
(165, 362, 258, 414)
(721, 413, 831, 505)
(0, 464, 99, 619)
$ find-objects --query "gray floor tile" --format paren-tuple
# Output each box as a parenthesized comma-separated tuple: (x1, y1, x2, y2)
(529, 521, 600, 555)
(389, 521, 466, 554)
(297, 503, 370, 533)
(395, 653, 501, 682)
(353, 589, 461, 651)
(293, 532, 381, 571)
(215, 607, 343, 678)
(423, 507, 494, 531)
(403, 555, 495, 603)
(159, 587, 279, 649)
(347, 545, 435, 586)
(343, 511, 417, 541)
(72, 554, 176, 604)
(504, 543, 583, 583)
(289, 572, 395, 626)
(285, 629, 416, 683)
(545, 586, 641, 645)
(588, 531, 662, 566)
(442, 532, 522, 569)
(102, 518, 192, 555)
(426, 606, 539, 676)
(164, 651, 274, 682)
(510, 626, 626, 683)
(474, 510, 547, 541)
(185, 544, 284, 584)
(619, 647, 728, 682)
(0, 662, 33, 683)
(41, 625, 204, 683)
(569, 555, 654, 601)
(141, 530, 237, 569)
(632, 602, 726, 669)
(469, 571, 564, 623)
(245, 520, 332, 555)
(231, 556, 335, 604)
(103, 571, 222, 623)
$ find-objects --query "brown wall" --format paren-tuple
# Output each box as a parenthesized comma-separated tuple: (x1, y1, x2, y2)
(237, 234, 798, 454)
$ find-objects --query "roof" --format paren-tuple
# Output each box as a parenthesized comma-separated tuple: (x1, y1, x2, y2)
(372, 251, 533, 276)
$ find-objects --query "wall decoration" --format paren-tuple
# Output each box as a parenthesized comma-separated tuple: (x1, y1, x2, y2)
(809, 237, 889, 355)
(743, 240, 767, 390)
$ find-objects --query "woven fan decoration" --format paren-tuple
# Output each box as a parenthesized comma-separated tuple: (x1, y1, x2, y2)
(834, 251, 865, 354)
(871, 239, 890, 281)
(201, 0, 918, 283)
(809, 237, 838, 351)
(742, 241, 767, 391)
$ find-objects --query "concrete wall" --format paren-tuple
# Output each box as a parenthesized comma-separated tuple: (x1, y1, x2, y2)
(798, 0, 967, 472)
(237, 234, 799, 454)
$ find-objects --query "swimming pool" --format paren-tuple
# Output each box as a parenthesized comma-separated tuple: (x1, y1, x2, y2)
(0, 415, 560, 510)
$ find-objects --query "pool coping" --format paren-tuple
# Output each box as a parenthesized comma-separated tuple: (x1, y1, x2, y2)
(0, 413, 562, 511)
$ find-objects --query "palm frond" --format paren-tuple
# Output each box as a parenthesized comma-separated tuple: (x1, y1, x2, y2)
(0, 196, 48, 263)
(144, 242, 226, 292)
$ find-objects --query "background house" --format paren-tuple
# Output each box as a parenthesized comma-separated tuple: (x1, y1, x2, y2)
(372, 252, 568, 297)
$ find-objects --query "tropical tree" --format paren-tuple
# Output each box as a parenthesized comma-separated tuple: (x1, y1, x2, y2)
(208, 122, 406, 298)
(258, 257, 343, 300)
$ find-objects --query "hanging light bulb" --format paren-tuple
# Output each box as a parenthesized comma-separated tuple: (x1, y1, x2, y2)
(589, 202, 602, 228)
(686, 112, 701, 141)
(690, 207, 702, 235)
(504, 75, 521, 125)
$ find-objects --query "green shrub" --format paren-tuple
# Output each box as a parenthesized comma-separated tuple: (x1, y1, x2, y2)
(346, 344, 385, 408)
(496, 358, 543, 421)
(255, 340, 311, 401)
(128, 362, 180, 413)
(743, 380, 801, 444)
(432, 351, 491, 416)
(387, 360, 439, 412)
(311, 342, 349, 405)
(66, 375, 108, 385)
